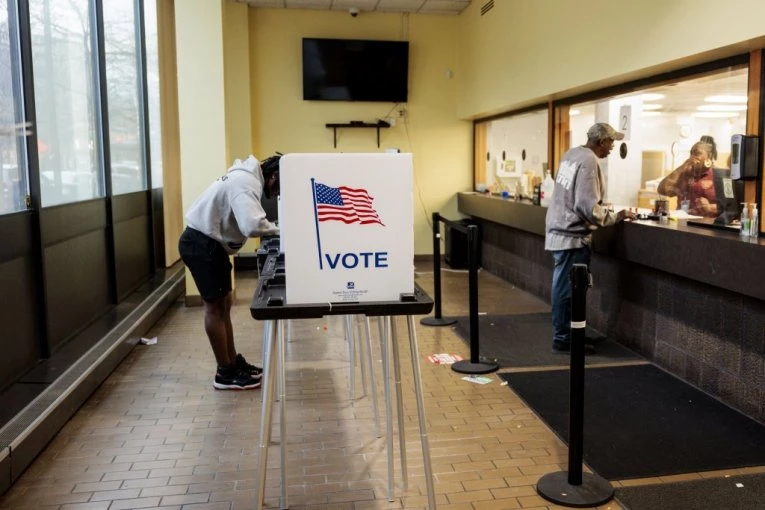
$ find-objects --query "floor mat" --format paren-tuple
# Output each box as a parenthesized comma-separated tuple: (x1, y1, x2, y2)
(453, 313, 641, 367)
(615, 473, 765, 510)
(499, 364, 765, 480)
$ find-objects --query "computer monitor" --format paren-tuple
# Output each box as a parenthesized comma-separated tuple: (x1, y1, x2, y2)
(713, 168, 744, 225)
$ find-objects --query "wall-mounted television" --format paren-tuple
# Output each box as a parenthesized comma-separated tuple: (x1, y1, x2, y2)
(302, 37, 409, 103)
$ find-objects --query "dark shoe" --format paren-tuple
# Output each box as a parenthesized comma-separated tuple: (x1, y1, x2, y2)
(235, 353, 263, 377)
(585, 335, 606, 346)
(551, 343, 597, 355)
(214, 367, 261, 390)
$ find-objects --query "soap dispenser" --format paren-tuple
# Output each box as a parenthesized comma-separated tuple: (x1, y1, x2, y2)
(740, 202, 750, 237)
(750, 203, 759, 239)
(540, 170, 555, 207)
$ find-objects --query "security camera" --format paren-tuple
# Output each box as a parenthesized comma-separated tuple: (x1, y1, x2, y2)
(349, 7, 359, 17)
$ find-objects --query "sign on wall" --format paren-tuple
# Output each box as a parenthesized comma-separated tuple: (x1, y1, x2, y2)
(280, 153, 414, 304)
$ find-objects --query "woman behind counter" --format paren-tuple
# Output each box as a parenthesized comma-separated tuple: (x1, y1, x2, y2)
(657, 136, 718, 218)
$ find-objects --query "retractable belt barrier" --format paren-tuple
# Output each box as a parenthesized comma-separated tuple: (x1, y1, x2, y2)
(420, 212, 459, 327)
(421, 212, 498, 375)
(536, 263, 614, 508)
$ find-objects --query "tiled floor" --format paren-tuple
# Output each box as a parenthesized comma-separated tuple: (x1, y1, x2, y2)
(0, 264, 754, 509)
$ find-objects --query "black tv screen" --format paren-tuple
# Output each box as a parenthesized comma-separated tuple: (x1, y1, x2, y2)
(302, 38, 409, 103)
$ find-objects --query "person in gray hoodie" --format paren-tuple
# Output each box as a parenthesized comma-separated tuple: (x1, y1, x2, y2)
(545, 123, 635, 353)
(179, 155, 280, 389)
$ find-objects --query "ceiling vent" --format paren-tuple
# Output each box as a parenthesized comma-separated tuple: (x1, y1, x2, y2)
(481, 0, 494, 16)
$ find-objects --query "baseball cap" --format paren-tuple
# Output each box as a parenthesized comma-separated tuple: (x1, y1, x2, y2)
(587, 122, 624, 142)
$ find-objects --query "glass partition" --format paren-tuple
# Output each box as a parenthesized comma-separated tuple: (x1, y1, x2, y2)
(475, 108, 549, 198)
(103, 0, 145, 195)
(559, 65, 748, 216)
(144, 0, 162, 189)
(0, 0, 28, 214)
(30, 0, 102, 207)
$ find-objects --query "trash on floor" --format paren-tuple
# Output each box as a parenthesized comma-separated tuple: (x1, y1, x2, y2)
(140, 337, 158, 345)
(427, 353, 464, 365)
(462, 375, 493, 385)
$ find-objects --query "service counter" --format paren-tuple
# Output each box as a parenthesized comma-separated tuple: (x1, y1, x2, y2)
(458, 191, 765, 423)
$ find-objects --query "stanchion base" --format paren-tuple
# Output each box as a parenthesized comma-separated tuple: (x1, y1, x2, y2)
(451, 359, 499, 374)
(420, 316, 457, 327)
(536, 471, 613, 508)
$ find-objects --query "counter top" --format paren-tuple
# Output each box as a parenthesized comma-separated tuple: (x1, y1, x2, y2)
(458, 192, 547, 236)
(458, 191, 764, 301)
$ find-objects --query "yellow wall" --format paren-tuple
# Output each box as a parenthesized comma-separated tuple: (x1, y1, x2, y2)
(223, 1, 261, 255)
(457, 0, 765, 119)
(157, 0, 182, 266)
(176, 0, 228, 297)
(246, 8, 472, 254)
(223, 1, 253, 161)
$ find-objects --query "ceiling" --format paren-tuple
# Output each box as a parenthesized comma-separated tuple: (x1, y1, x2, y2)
(233, 0, 473, 15)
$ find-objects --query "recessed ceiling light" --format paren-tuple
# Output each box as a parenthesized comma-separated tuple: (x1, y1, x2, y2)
(642, 103, 663, 110)
(697, 104, 747, 111)
(692, 112, 740, 118)
(641, 93, 665, 101)
(704, 95, 747, 103)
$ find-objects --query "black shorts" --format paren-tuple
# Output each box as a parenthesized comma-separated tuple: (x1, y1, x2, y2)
(178, 227, 232, 301)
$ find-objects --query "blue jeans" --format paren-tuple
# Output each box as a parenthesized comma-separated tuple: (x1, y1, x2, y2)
(551, 246, 591, 348)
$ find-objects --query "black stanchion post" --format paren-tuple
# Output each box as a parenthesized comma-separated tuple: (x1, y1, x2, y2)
(451, 225, 498, 375)
(421, 212, 457, 327)
(536, 263, 613, 507)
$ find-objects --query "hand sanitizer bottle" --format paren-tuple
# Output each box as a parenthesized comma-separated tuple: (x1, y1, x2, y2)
(750, 203, 759, 239)
(540, 170, 555, 207)
(740, 203, 750, 237)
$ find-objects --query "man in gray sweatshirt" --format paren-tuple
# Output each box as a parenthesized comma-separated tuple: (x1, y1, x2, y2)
(179, 155, 280, 389)
(545, 123, 634, 353)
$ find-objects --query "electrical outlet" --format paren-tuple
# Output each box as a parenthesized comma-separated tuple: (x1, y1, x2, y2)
(398, 107, 406, 117)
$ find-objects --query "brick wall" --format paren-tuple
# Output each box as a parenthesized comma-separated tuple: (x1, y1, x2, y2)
(478, 219, 765, 423)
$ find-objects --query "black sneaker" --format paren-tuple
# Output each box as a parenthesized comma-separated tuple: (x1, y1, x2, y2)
(214, 366, 261, 390)
(235, 353, 263, 377)
(551, 343, 597, 355)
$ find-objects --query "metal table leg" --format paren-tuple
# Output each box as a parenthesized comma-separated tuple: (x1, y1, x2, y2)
(380, 316, 395, 501)
(407, 315, 436, 508)
(255, 320, 278, 510)
(363, 317, 381, 437)
(345, 315, 356, 400)
(277, 320, 287, 509)
(390, 317, 409, 489)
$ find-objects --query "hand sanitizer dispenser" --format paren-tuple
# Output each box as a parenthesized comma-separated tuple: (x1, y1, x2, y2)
(730, 134, 759, 180)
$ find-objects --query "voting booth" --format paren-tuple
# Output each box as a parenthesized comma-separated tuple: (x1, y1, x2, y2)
(279, 153, 414, 304)
(250, 153, 437, 509)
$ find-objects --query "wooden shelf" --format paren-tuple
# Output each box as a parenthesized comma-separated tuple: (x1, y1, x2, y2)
(325, 121, 390, 148)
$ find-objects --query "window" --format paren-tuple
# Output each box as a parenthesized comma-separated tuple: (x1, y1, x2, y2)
(559, 65, 748, 216)
(475, 108, 549, 198)
(30, 0, 101, 207)
(143, 0, 162, 189)
(0, 0, 28, 214)
(103, 0, 145, 195)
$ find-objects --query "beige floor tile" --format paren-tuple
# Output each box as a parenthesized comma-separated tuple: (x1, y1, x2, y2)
(0, 262, 750, 509)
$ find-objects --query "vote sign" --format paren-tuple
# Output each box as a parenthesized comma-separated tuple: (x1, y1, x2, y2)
(279, 153, 414, 304)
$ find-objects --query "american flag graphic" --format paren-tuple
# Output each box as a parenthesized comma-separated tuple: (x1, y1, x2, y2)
(314, 182, 384, 226)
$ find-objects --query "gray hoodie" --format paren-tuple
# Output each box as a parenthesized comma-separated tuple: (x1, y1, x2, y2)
(544, 146, 620, 251)
(185, 155, 279, 255)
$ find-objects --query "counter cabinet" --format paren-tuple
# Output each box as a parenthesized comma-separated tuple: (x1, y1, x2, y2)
(458, 191, 765, 423)
(458, 191, 764, 301)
